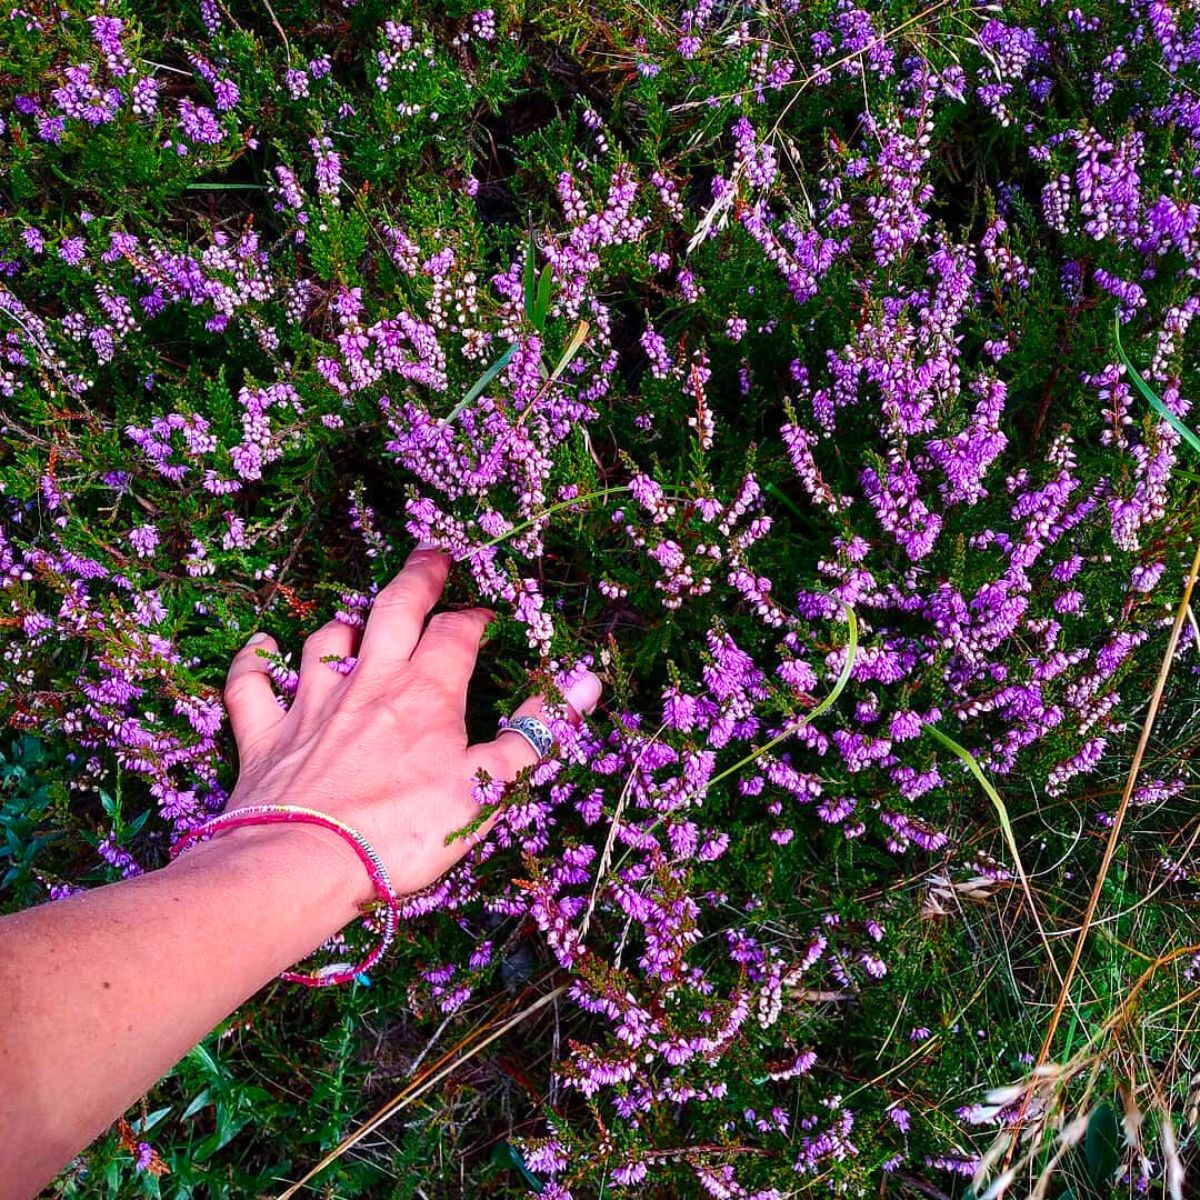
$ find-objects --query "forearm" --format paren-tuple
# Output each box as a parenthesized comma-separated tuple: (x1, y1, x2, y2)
(0, 823, 360, 1200)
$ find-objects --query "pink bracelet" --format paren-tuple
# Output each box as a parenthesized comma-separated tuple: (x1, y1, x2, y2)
(169, 804, 400, 988)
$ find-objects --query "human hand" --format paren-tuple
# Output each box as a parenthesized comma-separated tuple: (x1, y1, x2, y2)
(216, 545, 602, 905)
(0, 545, 604, 1190)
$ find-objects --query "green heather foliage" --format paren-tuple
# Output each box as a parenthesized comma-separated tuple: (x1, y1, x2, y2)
(2, 0, 1200, 1195)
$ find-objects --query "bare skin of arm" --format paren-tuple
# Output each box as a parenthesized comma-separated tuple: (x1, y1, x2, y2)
(0, 546, 601, 1199)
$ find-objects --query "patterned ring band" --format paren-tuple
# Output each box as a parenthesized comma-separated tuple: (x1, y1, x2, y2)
(501, 713, 555, 760)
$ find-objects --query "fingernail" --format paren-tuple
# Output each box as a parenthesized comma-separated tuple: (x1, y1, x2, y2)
(245, 631, 270, 646)
(563, 671, 602, 716)
(414, 539, 439, 551)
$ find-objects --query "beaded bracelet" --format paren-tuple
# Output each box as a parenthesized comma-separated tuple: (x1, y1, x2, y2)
(169, 804, 400, 988)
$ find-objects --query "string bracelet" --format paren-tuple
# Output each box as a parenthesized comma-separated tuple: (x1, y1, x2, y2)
(169, 804, 400, 988)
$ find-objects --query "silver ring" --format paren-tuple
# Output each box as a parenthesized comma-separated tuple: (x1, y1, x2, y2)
(501, 714, 554, 760)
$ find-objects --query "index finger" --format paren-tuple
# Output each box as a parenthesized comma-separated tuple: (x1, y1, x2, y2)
(357, 544, 450, 672)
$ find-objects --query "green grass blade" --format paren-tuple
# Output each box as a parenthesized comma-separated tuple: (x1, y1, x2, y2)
(533, 263, 554, 331)
(925, 724, 1065, 985)
(702, 604, 858, 793)
(523, 226, 537, 324)
(1113, 311, 1200, 457)
(495, 1143, 545, 1194)
(925, 725, 1016, 847)
(764, 480, 806, 522)
(804, 604, 858, 725)
(439, 343, 517, 427)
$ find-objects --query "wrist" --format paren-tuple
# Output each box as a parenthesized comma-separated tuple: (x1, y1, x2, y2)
(166, 816, 369, 932)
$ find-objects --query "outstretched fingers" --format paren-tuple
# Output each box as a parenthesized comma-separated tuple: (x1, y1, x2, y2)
(357, 545, 450, 675)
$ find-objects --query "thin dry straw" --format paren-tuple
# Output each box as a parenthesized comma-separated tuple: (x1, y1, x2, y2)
(277, 983, 568, 1198)
(1005, 536, 1200, 1163)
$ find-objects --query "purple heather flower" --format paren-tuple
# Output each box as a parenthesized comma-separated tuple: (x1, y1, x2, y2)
(213, 78, 239, 111)
(128, 524, 159, 558)
(286, 68, 310, 99)
(1131, 560, 1166, 592)
(177, 99, 223, 145)
(131, 76, 159, 116)
(310, 136, 341, 200)
(58, 237, 86, 266)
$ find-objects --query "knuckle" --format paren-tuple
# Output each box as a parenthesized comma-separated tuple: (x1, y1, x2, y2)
(372, 578, 412, 609)
(426, 611, 463, 635)
(375, 573, 432, 611)
(429, 610, 485, 641)
(223, 673, 261, 706)
(301, 625, 342, 660)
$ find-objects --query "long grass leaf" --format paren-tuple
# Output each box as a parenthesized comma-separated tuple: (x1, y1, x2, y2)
(924, 724, 1065, 988)
(533, 263, 554, 331)
(924, 725, 1017, 852)
(523, 226, 537, 324)
(1113, 311, 1200, 457)
(702, 604, 858, 794)
(439, 343, 516, 427)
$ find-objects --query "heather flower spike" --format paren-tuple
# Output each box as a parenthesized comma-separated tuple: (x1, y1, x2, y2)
(3, 0, 1197, 1193)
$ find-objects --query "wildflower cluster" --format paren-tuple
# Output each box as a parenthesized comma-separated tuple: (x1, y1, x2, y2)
(2, 0, 1199, 1194)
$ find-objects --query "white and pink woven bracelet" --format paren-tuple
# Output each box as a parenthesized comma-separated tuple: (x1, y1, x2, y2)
(170, 804, 400, 988)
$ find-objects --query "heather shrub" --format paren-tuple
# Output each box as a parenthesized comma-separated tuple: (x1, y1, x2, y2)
(3, 0, 1200, 1195)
